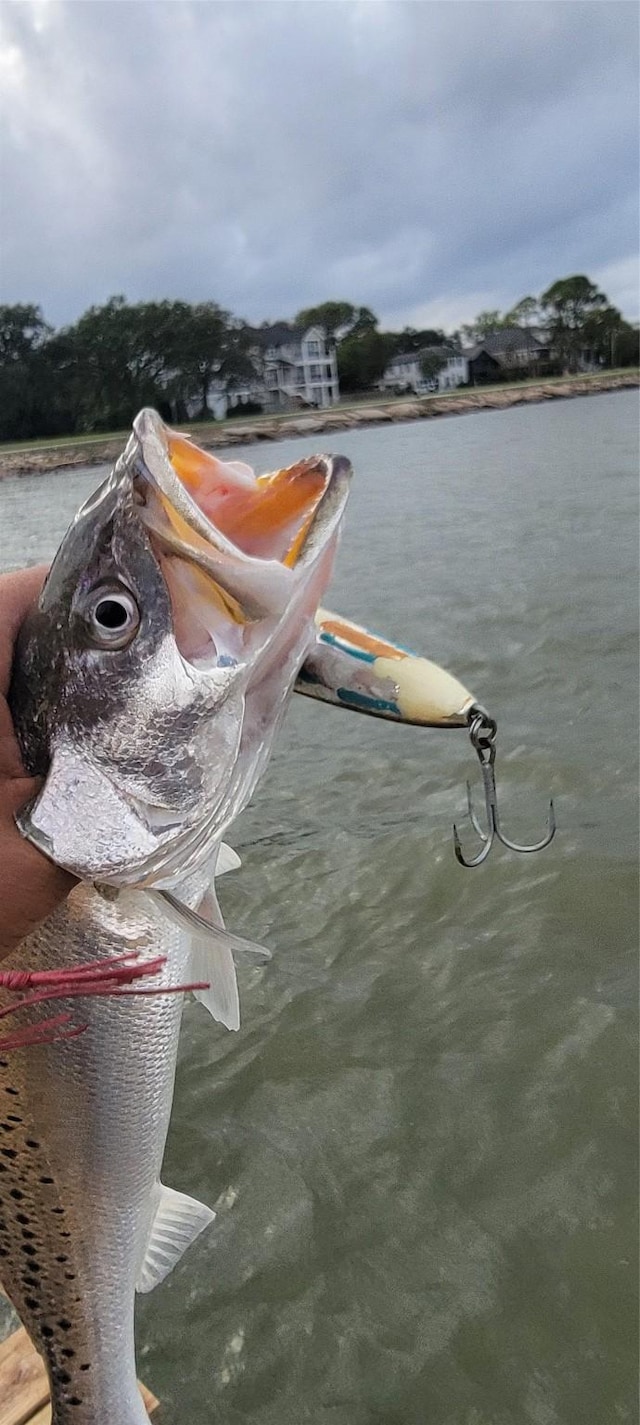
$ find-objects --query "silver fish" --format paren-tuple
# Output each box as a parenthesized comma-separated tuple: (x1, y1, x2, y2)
(1, 410, 352, 1424)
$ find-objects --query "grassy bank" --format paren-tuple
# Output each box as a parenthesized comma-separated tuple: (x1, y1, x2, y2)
(0, 370, 637, 477)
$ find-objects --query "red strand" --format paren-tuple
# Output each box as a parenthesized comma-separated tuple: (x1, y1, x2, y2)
(0, 952, 167, 992)
(0, 951, 210, 1051)
(0, 1014, 85, 1051)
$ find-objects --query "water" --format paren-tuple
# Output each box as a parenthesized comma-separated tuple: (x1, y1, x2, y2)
(1, 392, 637, 1424)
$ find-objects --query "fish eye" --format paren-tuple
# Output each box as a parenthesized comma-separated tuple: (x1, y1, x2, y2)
(83, 586, 140, 649)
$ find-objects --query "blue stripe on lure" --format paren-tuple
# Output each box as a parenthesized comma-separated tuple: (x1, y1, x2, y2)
(336, 688, 400, 715)
(319, 630, 377, 664)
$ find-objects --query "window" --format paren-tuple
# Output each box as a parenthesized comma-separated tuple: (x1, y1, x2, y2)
(309, 363, 322, 380)
(266, 369, 277, 388)
(306, 340, 320, 357)
(311, 386, 323, 405)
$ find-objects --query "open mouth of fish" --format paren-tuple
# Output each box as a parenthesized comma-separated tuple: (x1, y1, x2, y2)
(127, 409, 351, 670)
(10, 409, 352, 892)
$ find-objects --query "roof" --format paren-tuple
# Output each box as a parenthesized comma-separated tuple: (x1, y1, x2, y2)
(466, 326, 545, 361)
(388, 343, 461, 366)
(420, 342, 462, 359)
(248, 322, 305, 350)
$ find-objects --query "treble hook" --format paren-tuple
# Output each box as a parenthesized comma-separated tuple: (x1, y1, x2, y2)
(453, 705, 556, 867)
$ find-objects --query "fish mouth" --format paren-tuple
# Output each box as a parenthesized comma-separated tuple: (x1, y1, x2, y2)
(126, 409, 351, 668)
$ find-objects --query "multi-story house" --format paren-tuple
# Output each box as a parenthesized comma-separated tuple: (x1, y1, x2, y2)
(255, 324, 340, 410)
(194, 324, 340, 419)
(379, 344, 469, 396)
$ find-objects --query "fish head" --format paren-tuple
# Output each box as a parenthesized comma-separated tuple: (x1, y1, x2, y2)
(11, 409, 351, 884)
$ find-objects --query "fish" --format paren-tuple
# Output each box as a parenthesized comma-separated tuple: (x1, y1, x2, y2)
(0, 409, 353, 1424)
(1, 410, 477, 1423)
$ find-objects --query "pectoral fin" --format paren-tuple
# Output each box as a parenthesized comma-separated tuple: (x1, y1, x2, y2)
(215, 842, 241, 875)
(190, 889, 241, 1031)
(151, 885, 271, 1031)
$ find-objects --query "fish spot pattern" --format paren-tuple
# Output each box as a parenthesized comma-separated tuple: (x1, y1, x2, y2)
(0, 1070, 91, 1419)
(0, 881, 189, 1423)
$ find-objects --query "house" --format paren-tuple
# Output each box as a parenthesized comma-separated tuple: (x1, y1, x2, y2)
(191, 324, 340, 420)
(379, 344, 468, 396)
(251, 323, 340, 411)
(463, 347, 501, 385)
(464, 327, 553, 384)
(524, 325, 597, 372)
(434, 349, 469, 391)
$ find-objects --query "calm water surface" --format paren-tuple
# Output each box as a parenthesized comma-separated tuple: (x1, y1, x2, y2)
(0, 392, 637, 1424)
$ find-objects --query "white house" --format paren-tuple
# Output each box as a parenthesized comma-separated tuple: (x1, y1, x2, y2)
(201, 324, 340, 418)
(257, 324, 340, 410)
(379, 345, 468, 396)
(437, 351, 469, 390)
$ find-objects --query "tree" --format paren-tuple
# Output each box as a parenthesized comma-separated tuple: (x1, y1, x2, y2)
(505, 296, 539, 328)
(61, 295, 157, 430)
(461, 310, 506, 343)
(349, 306, 378, 336)
(162, 301, 233, 418)
(28, 329, 81, 436)
(58, 297, 250, 429)
(614, 324, 640, 367)
(581, 304, 628, 366)
(390, 327, 446, 354)
(217, 319, 259, 391)
(419, 351, 446, 383)
(295, 301, 357, 339)
(337, 327, 395, 392)
(0, 304, 51, 364)
(0, 305, 53, 439)
(540, 275, 607, 371)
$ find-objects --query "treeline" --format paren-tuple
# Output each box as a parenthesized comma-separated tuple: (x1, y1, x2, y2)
(0, 295, 449, 441)
(460, 277, 639, 369)
(0, 297, 256, 441)
(296, 280, 639, 388)
(0, 277, 637, 442)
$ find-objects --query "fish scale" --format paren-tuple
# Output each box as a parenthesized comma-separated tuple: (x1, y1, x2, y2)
(0, 886, 189, 1424)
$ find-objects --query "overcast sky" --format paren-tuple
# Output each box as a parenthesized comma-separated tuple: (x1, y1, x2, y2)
(0, 1, 637, 333)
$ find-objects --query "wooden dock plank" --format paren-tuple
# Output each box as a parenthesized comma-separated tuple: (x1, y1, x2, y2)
(0, 1318, 158, 1422)
(0, 1326, 49, 1425)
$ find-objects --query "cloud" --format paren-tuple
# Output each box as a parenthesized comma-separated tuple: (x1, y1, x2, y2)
(0, 0, 637, 330)
(593, 254, 640, 320)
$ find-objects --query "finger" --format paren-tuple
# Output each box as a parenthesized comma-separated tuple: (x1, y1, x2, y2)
(0, 566, 48, 692)
(0, 774, 76, 959)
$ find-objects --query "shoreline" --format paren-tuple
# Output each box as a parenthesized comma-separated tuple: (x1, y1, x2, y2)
(0, 371, 637, 478)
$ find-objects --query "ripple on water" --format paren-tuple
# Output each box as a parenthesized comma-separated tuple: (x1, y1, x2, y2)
(2, 394, 638, 1424)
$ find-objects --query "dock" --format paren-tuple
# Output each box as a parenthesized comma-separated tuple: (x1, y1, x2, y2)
(0, 1316, 158, 1423)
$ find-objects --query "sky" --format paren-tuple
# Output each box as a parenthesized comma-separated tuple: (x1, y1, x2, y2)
(0, 0, 638, 334)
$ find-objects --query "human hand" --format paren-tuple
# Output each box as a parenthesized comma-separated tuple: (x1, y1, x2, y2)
(0, 567, 75, 958)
